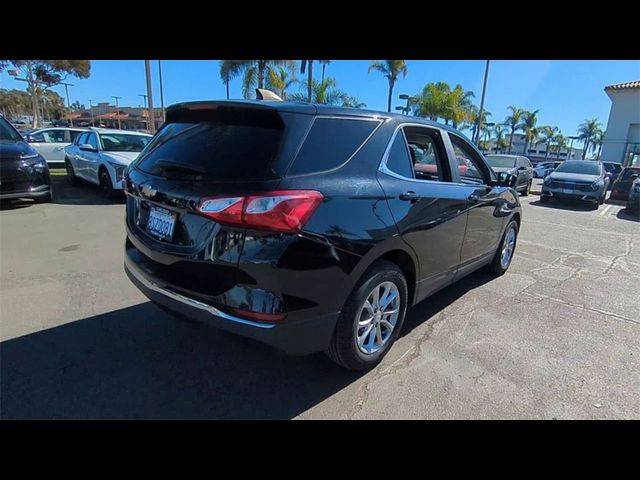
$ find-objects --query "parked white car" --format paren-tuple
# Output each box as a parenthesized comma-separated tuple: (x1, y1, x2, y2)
(64, 128, 152, 197)
(26, 127, 87, 164)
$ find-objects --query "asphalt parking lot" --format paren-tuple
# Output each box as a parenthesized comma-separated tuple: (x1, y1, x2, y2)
(1, 175, 638, 419)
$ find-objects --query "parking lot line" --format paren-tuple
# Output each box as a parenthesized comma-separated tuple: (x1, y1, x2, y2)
(599, 204, 612, 216)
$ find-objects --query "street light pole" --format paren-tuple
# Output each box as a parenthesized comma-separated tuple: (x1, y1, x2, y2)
(158, 60, 165, 123)
(474, 60, 491, 144)
(145, 60, 156, 134)
(60, 82, 75, 127)
(138, 94, 148, 109)
(399, 94, 412, 115)
(111, 96, 122, 129)
(89, 99, 94, 126)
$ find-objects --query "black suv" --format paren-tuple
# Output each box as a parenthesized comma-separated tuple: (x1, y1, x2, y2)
(123, 100, 521, 370)
(0, 115, 52, 203)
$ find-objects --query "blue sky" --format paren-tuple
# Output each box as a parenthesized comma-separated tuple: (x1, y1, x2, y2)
(2, 60, 638, 145)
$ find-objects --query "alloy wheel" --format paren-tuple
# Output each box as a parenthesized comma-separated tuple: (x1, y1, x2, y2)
(355, 281, 400, 355)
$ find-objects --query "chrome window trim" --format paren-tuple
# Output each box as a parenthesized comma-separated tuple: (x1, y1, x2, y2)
(125, 255, 276, 330)
(378, 122, 461, 187)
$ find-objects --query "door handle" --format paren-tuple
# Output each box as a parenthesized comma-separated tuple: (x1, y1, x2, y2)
(399, 191, 420, 202)
(53, 146, 64, 151)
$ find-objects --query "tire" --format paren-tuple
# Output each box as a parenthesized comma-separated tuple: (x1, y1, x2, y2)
(99, 168, 116, 199)
(325, 260, 408, 371)
(65, 158, 78, 186)
(598, 192, 606, 205)
(521, 180, 531, 196)
(487, 219, 519, 276)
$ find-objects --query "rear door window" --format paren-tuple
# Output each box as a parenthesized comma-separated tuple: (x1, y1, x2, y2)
(287, 117, 380, 176)
(134, 118, 285, 180)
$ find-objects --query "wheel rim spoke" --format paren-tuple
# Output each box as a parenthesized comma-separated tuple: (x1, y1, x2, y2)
(355, 281, 401, 356)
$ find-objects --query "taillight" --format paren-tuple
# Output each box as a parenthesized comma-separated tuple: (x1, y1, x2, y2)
(229, 307, 286, 322)
(197, 190, 324, 233)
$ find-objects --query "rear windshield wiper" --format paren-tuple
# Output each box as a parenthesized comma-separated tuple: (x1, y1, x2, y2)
(154, 160, 207, 175)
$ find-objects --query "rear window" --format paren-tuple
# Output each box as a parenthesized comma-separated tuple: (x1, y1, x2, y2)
(287, 117, 380, 176)
(134, 115, 284, 180)
(621, 168, 640, 180)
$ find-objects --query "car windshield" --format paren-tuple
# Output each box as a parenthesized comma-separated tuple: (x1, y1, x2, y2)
(555, 161, 601, 175)
(100, 133, 151, 152)
(486, 156, 517, 168)
(0, 118, 23, 141)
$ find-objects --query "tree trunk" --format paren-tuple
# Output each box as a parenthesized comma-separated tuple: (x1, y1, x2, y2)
(307, 61, 313, 103)
(522, 135, 528, 155)
(226, 80, 230, 99)
(27, 61, 40, 129)
(322, 64, 326, 83)
(582, 137, 589, 159)
(597, 144, 602, 160)
(257, 62, 265, 89)
(508, 129, 514, 154)
(545, 140, 551, 160)
(387, 80, 393, 113)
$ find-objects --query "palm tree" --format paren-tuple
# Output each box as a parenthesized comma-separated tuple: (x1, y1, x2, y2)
(448, 84, 475, 129)
(234, 60, 293, 99)
(288, 77, 348, 105)
(319, 60, 332, 83)
(520, 109, 540, 155)
(300, 60, 314, 103)
(413, 82, 450, 121)
(219, 60, 242, 99)
(493, 124, 509, 153)
(342, 96, 366, 108)
(577, 118, 602, 159)
(368, 60, 408, 113)
(590, 129, 604, 159)
(539, 125, 559, 160)
(467, 106, 491, 142)
(504, 106, 525, 154)
(552, 134, 568, 160)
(266, 64, 297, 100)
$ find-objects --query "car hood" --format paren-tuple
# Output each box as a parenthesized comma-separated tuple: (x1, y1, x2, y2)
(0, 140, 38, 161)
(102, 151, 141, 165)
(549, 172, 600, 182)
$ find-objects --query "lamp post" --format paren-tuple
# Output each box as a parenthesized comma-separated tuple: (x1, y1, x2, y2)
(138, 94, 148, 109)
(58, 82, 75, 126)
(567, 135, 579, 160)
(144, 60, 155, 134)
(158, 60, 165, 123)
(399, 94, 412, 115)
(111, 96, 123, 129)
(88, 99, 94, 126)
(473, 60, 491, 144)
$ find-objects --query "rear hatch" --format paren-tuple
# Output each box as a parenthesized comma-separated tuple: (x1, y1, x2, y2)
(124, 101, 313, 297)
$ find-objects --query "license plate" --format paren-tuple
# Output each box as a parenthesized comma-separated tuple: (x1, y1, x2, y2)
(562, 188, 574, 194)
(146, 205, 177, 241)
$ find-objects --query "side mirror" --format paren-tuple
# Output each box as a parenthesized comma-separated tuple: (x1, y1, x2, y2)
(79, 143, 95, 151)
(25, 135, 36, 143)
(494, 171, 518, 188)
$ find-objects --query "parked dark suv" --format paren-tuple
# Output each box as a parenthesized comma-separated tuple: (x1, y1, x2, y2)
(0, 115, 52, 203)
(123, 100, 521, 370)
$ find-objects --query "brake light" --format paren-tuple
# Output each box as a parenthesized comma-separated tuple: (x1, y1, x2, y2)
(229, 307, 286, 322)
(197, 190, 324, 233)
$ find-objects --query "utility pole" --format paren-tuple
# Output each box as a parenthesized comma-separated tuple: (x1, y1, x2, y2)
(474, 60, 491, 144)
(138, 94, 148, 109)
(60, 82, 75, 127)
(111, 95, 123, 129)
(145, 60, 156, 134)
(158, 60, 165, 123)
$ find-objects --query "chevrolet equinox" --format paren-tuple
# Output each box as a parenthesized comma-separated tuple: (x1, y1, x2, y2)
(123, 100, 522, 370)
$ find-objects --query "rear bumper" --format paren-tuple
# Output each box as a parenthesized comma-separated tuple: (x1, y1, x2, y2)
(124, 249, 339, 355)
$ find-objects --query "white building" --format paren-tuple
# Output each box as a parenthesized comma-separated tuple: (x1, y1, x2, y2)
(483, 133, 582, 163)
(601, 80, 640, 166)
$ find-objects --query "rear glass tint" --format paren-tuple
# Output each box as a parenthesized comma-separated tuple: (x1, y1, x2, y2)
(134, 116, 284, 180)
(287, 117, 380, 176)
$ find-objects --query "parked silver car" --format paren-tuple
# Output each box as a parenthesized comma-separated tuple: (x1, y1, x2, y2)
(541, 160, 609, 208)
(64, 128, 152, 198)
(25, 127, 87, 164)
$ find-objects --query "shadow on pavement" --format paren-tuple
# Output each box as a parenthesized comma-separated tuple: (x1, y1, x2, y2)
(528, 199, 598, 212)
(0, 271, 490, 419)
(50, 174, 125, 206)
(617, 208, 639, 222)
